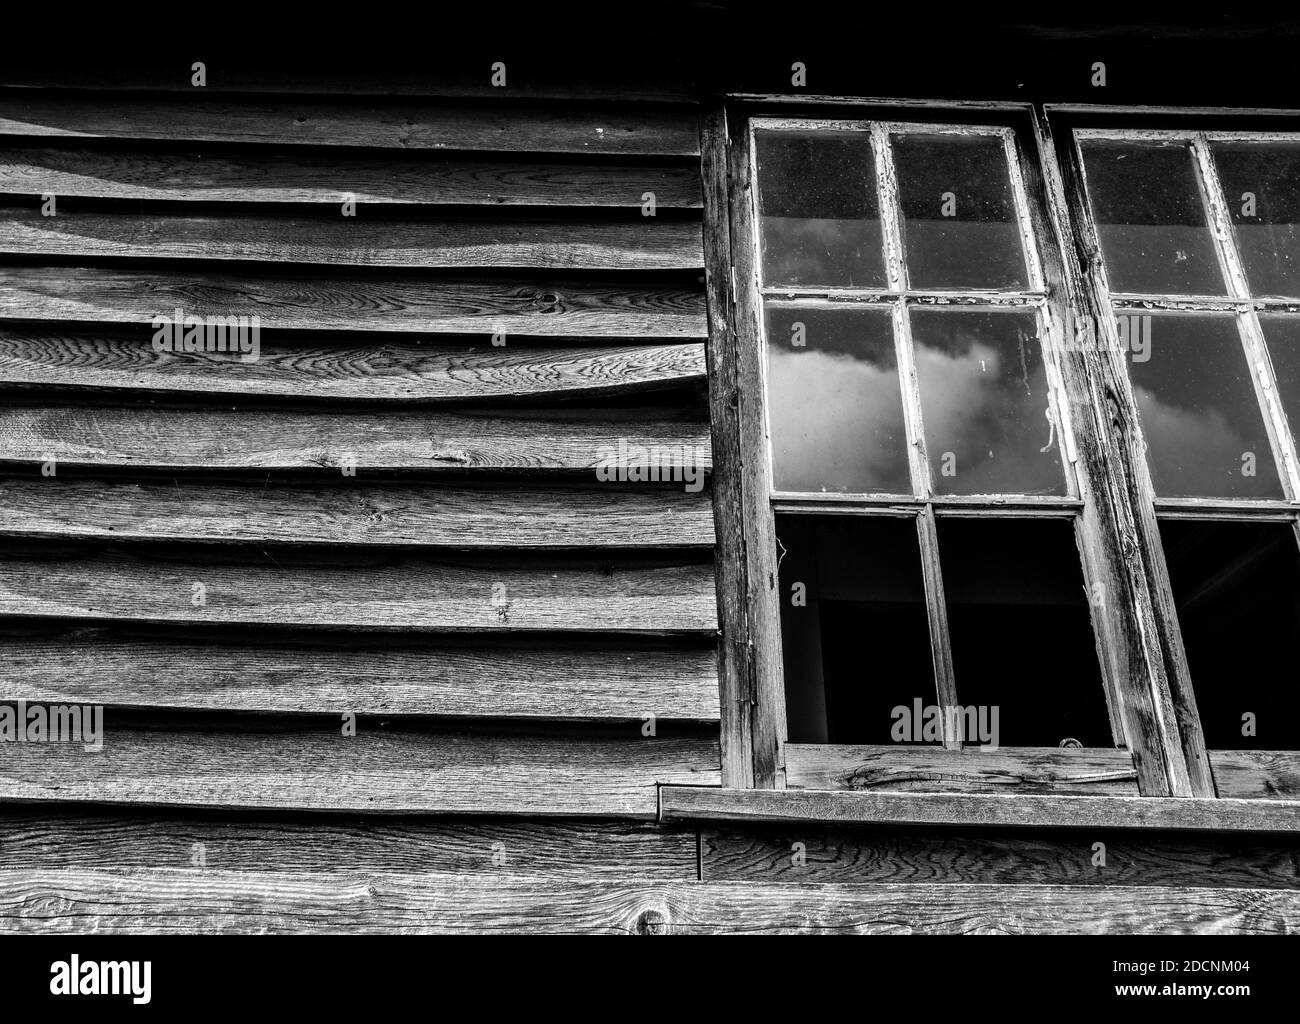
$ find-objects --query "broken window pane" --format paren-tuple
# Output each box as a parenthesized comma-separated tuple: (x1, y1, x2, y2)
(1081, 141, 1226, 296)
(764, 304, 912, 494)
(1159, 520, 1300, 750)
(910, 307, 1065, 495)
(755, 130, 884, 289)
(777, 514, 935, 744)
(891, 133, 1027, 290)
(1124, 313, 1282, 498)
(936, 518, 1112, 748)
(1260, 315, 1300, 442)
(1213, 142, 1300, 298)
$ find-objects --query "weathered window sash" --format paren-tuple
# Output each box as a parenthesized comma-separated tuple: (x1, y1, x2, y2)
(703, 98, 1219, 799)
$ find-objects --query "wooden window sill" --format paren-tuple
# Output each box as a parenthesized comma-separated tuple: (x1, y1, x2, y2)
(658, 786, 1300, 833)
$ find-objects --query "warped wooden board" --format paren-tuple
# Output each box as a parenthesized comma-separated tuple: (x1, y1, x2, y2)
(2, 871, 1296, 933)
(0, 211, 704, 270)
(0, 98, 700, 155)
(702, 824, 1300, 888)
(785, 743, 1140, 796)
(0, 267, 707, 337)
(0, 480, 716, 548)
(0, 146, 702, 206)
(1, 636, 720, 719)
(0, 329, 707, 401)
(0, 406, 712, 471)
(0, 552, 719, 632)
(0, 148, 703, 206)
(1210, 750, 1300, 800)
(0, 809, 701, 878)
(0, 70, 699, 104)
(660, 786, 1300, 833)
(0, 728, 721, 816)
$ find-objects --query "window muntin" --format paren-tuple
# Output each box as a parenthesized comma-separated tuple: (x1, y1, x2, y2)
(752, 118, 1113, 754)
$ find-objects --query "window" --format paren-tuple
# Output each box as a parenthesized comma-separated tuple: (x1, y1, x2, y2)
(1071, 125, 1300, 758)
(713, 100, 1300, 809)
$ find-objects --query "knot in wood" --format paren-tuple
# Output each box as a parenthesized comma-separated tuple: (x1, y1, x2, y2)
(634, 907, 670, 935)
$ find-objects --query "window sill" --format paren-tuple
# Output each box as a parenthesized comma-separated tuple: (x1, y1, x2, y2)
(658, 786, 1300, 833)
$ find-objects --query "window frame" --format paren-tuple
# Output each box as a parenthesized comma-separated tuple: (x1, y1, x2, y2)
(706, 97, 1222, 802)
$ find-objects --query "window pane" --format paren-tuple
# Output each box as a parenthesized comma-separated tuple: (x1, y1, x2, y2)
(1125, 313, 1282, 497)
(1159, 521, 1300, 750)
(755, 130, 884, 288)
(777, 514, 935, 744)
(1081, 141, 1226, 296)
(1213, 142, 1300, 298)
(910, 308, 1065, 495)
(764, 304, 911, 494)
(891, 133, 1026, 290)
(1260, 315, 1300, 441)
(936, 518, 1112, 748)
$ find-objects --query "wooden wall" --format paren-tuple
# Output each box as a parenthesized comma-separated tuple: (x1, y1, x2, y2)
(0, 75, 720, 828)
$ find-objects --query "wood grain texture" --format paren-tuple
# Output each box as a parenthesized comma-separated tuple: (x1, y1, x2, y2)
(1, 636, 720, 719)
(785, 744, 1140, 795)
(0, 98, 700, 156)
(0, 809, 701, 878)
(0, 267, 708, 338)
(0, 329, 706, 401)
(0, 480, 715, 548)
(703, 824, 1300, 888)
(660, 786, 1300, 833)
(0, 147, 702, 206)
(0, 551, 719, 632)
(2, 871, 1296, 933)
(1211, 750, 1300, 800)
(0, 406, 711, 472)
(0, 210, 703, 270)
(0, 729, 721, 817)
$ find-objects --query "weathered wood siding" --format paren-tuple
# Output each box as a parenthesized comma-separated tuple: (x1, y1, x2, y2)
(0, 75, 721, 825)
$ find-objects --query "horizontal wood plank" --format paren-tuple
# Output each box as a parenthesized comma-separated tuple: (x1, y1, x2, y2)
(0, 329, 706, 401)
(0, 406, 711, 472)
(785, 744, 1140, 796)
(0, 98, 699, 156)
(703, 824, 1300, 888)
(0, 729, 721, 816)
(0, 552, 719, 632)
(659, 786, 1300, 833)
(0, 148, 703, 206)
(1211, 750, 1300, 800)
(0, 809, 701, 877)
(1, 636, 720, 719)
(0, 480, 715, 548)
(0, 267, 707, 337)
(2, 871, 1295, 933)
(0, 211, 703, 270)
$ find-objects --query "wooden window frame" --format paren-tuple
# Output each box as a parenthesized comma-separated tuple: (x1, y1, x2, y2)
(703, 97, 1229, 803)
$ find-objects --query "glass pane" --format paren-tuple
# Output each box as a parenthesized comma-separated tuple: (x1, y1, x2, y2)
(1124, 313, 1281, 497)
(937, 518, 1111, 748)
(1081, 141, 1226, 296)
(1260, 315, 1300, 441)
(764, 304, 911, 494)
(777, 514, 935, 744)
(891, 133, 1027, 290)
(1160, 521, 1300, 750)
(1213, 142, 1300, 298)
(910, 308, 1065, 495)
(755, 130, 884, 288)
